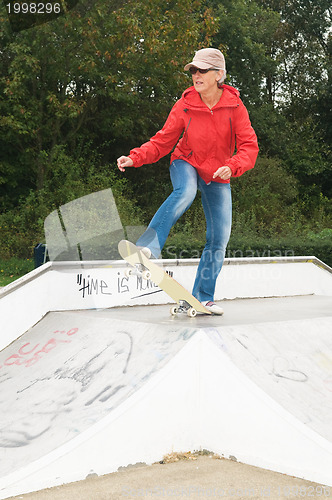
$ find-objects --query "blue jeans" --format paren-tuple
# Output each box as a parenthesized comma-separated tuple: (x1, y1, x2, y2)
(136, 160, 232, 302)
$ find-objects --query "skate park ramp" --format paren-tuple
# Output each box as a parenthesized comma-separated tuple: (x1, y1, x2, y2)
(0, 257, 332, 498)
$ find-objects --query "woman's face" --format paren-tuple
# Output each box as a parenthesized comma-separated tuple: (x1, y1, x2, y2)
(191, 68, 223, 94)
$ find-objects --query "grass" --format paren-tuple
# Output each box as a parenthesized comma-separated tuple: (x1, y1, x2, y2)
(0, 274, 18, 287)
(0, 258, 34, 287)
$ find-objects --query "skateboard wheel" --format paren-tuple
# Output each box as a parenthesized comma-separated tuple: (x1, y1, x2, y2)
(187, 308, 197, 318)
(142, 270, 151, 280)
(124, 268, 132, 278)
(170, 306, 178, 315)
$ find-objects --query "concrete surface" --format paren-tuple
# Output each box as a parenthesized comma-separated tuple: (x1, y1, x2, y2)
(6, 454, 332, 500)
(1, 294, 332, 498)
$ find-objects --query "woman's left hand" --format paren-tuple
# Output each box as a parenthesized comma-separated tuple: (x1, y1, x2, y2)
(213, 166, 232, 180)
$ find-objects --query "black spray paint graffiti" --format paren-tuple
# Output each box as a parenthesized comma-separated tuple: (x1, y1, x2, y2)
(77, 274, 112, 298)
(0, 330, 134, 450)
(77, 269, 174, 299)
(272, 356, 308, 382)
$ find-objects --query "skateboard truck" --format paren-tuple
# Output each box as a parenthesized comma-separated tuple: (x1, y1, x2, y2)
(118, 240, 211, 316)
(124, 263, 151, 281)
(170, 300, 197, 318)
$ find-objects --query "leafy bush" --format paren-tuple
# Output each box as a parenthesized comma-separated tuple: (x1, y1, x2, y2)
(162, 232, 332, 268)
(0, 148, 144, 259)
(231, 156, 302, 236)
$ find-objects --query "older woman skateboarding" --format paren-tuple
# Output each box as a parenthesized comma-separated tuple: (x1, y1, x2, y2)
(117, 48, 259, 314)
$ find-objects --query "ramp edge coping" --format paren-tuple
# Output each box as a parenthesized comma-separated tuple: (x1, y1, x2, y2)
(0, 256, 331, 300)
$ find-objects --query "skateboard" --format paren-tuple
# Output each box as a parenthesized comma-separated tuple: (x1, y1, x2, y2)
(118, 240, 211, 317)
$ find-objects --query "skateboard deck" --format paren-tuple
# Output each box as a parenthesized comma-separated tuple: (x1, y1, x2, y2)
(118, 240, 211, 316)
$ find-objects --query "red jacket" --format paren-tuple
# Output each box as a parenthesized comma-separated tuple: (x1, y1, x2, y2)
(129, 84, 259, 184)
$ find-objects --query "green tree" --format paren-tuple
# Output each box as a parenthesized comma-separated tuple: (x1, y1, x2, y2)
(269, 0, 331, 199)
(206, 0, 280, 105)
(208, 0, 331, 204)
(0, 0, 217, 210)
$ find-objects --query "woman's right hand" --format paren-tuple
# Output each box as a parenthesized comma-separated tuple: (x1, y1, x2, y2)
(117, 156, 134, 172)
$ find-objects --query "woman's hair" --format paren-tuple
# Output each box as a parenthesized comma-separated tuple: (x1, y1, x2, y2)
(217, 68, 227, 86)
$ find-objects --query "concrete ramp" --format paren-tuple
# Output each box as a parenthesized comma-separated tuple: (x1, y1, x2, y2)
(1, 295, 332, 498)
(0, 311, 198, 497)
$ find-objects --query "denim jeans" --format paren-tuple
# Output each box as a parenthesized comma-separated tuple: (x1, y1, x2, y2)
(136, 159, 232, 302)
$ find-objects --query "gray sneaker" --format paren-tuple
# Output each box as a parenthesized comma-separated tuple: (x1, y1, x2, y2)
(202, 301, 224, 315)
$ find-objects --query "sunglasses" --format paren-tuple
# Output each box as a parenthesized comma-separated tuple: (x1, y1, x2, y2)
(189, 67, 217, 75)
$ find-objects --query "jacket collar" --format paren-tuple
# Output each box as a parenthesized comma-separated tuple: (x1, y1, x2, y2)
(182, 84, 240, 110)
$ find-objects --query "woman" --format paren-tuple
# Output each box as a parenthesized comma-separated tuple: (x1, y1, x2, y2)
(117, 48, 259, 314)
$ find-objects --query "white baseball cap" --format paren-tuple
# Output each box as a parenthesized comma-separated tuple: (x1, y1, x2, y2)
(184, 48, 226, 71)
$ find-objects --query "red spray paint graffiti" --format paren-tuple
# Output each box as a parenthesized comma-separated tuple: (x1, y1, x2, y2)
(0, 328, 78, 370)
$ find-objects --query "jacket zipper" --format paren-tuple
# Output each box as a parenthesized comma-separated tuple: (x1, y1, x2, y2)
(229, 117, 233, 156)
(184, 117, 191, 145)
